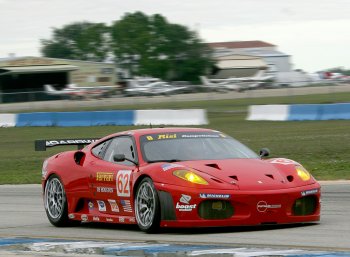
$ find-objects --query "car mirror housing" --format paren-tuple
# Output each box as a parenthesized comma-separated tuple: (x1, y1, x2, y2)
(113, 154, 138, 166)
(113, 154, 126, 162)
(259, 148, 270, 158)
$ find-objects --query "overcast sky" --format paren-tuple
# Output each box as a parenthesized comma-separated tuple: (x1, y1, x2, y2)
(1, 0, 349, 72)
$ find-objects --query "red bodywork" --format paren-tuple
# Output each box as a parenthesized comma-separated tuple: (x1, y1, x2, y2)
(41, 128, 321, 228)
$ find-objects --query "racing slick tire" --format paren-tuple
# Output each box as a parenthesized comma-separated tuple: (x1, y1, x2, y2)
(44, 174, 76, 227)
(134, 177, 161, 233)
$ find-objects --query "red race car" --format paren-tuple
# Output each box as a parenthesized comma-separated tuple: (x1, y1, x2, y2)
(36, 127, 321, 233)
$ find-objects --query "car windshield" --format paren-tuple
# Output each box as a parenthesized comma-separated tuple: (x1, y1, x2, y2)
(140, 131, 258, 162)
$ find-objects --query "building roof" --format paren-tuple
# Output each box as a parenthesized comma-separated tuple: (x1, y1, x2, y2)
(208, 41, 276, 49)
(0, 64, 78, 74)
(0, 56, 114, 66)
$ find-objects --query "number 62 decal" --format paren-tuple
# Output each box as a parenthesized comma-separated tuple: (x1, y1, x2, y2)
(116, 170, 132, 197)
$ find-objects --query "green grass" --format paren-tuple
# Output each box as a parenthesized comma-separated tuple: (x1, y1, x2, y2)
(1, 92, 349, 184)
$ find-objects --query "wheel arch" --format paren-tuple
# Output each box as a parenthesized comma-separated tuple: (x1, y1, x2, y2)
(133, 174, 152, 198)
(43, 172, 76, 213)
(132, 174, 177, 223)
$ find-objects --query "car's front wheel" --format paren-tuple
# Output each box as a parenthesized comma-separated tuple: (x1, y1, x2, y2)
(44, 174, 73, 227)
(134, 177, 160, 233)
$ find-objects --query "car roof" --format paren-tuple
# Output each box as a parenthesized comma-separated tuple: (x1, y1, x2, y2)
(132, 127, 215, 135)
(113, 127, 217, 138)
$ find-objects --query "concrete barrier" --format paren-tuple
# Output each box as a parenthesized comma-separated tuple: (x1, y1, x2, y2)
(90, 111, 134, 126)
(246, 105, 289, 121)
(1, 109, 207, 127)
(320, 103, 350, 120)
(0, 114, 16, 127)
(17, 112, 54, 127)
(288, 104, 321, 121)
(247, 103, 350, 121)
(134, 109, 208, 125)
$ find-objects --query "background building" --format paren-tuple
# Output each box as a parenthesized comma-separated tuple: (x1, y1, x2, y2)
(208, 40, 315, 86)
(0, 56, 117, 103)
(208, 40, 293, 75)
(210, 54, 267, 79)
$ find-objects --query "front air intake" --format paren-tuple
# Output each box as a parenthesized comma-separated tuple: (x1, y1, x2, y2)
(292, 196, 317, 216)
(198, 200, 234, 219)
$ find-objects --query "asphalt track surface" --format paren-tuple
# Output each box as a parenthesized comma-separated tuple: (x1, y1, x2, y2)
(0, 182, 349, 254)
(1, 86, 350, 256)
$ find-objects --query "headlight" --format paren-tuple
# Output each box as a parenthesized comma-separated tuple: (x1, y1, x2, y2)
(296, 166, 311, 181)
(173, 170, 208, 185)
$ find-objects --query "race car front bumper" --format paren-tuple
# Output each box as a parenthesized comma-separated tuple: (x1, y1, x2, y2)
(155, 182, 321, 228)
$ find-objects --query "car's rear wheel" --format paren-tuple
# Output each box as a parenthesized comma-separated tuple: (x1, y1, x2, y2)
(44, 174, 73, 227)
(134, 177, 160, 233)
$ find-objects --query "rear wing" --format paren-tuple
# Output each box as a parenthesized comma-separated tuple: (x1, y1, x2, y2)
(35, 138, 99, 151)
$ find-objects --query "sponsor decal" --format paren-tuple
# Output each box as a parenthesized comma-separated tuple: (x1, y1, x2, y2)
(181, 134, 220, 138)
(81, 214, 88, 222)
(180, 194, 191, 204)
(143, 132, 223, 142)
(108, 199, 119, 212)
(158, 134, 177, 140)
(121, 199, 133, 212)
(257, 201, 282, 213)
(119, 217, 125, 223)
(68, 214, 75, 219)
(176, 202, 197, 212)
(161, 163, 184, 171)
(106, 218, 114, 222)
(96, 172, 114, 182)
(269, 158, 298, 165)
(146, 136, 154, 141)
(97, 200, 106, 212)
(46, 139, 97, 147)
(97, 187, 114, 193)
(88, 201, 94, 210)
(129, 217, 136, 223)
(93, 216, 100, 222)
(176, 194, 196, 211)
(199, 193, 230, 199)
(301, 188, 319, 196)
(117, 170, 132, 197)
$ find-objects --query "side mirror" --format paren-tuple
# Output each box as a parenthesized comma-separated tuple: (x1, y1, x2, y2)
(259, 148, 270, 158)
(113, 154, 126, 162)
(113, 153, 138, 166)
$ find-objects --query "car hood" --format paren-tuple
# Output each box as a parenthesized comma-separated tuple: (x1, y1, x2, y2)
(181, 159, 314, 190)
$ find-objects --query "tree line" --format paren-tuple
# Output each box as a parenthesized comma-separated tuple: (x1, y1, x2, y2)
(41, 12, 213, 82)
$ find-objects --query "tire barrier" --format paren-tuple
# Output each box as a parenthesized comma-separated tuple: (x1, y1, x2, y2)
(247, 103, 350, 121)
(0, 109, 208, 127)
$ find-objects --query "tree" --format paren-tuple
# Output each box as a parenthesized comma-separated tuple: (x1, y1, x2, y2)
(111, 12, 213, 81)
(41, 22, 110, 62)
(40, 13, 214, 81)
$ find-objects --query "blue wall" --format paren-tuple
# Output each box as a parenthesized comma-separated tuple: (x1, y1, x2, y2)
(248, 103, 350, 121)
(9, 109, 207, 127)
(16, 110, 134, 127)
(288, 103, 350, 121)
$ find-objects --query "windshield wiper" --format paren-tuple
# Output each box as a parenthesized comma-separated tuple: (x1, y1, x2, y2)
(147, 159, 182, 164)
